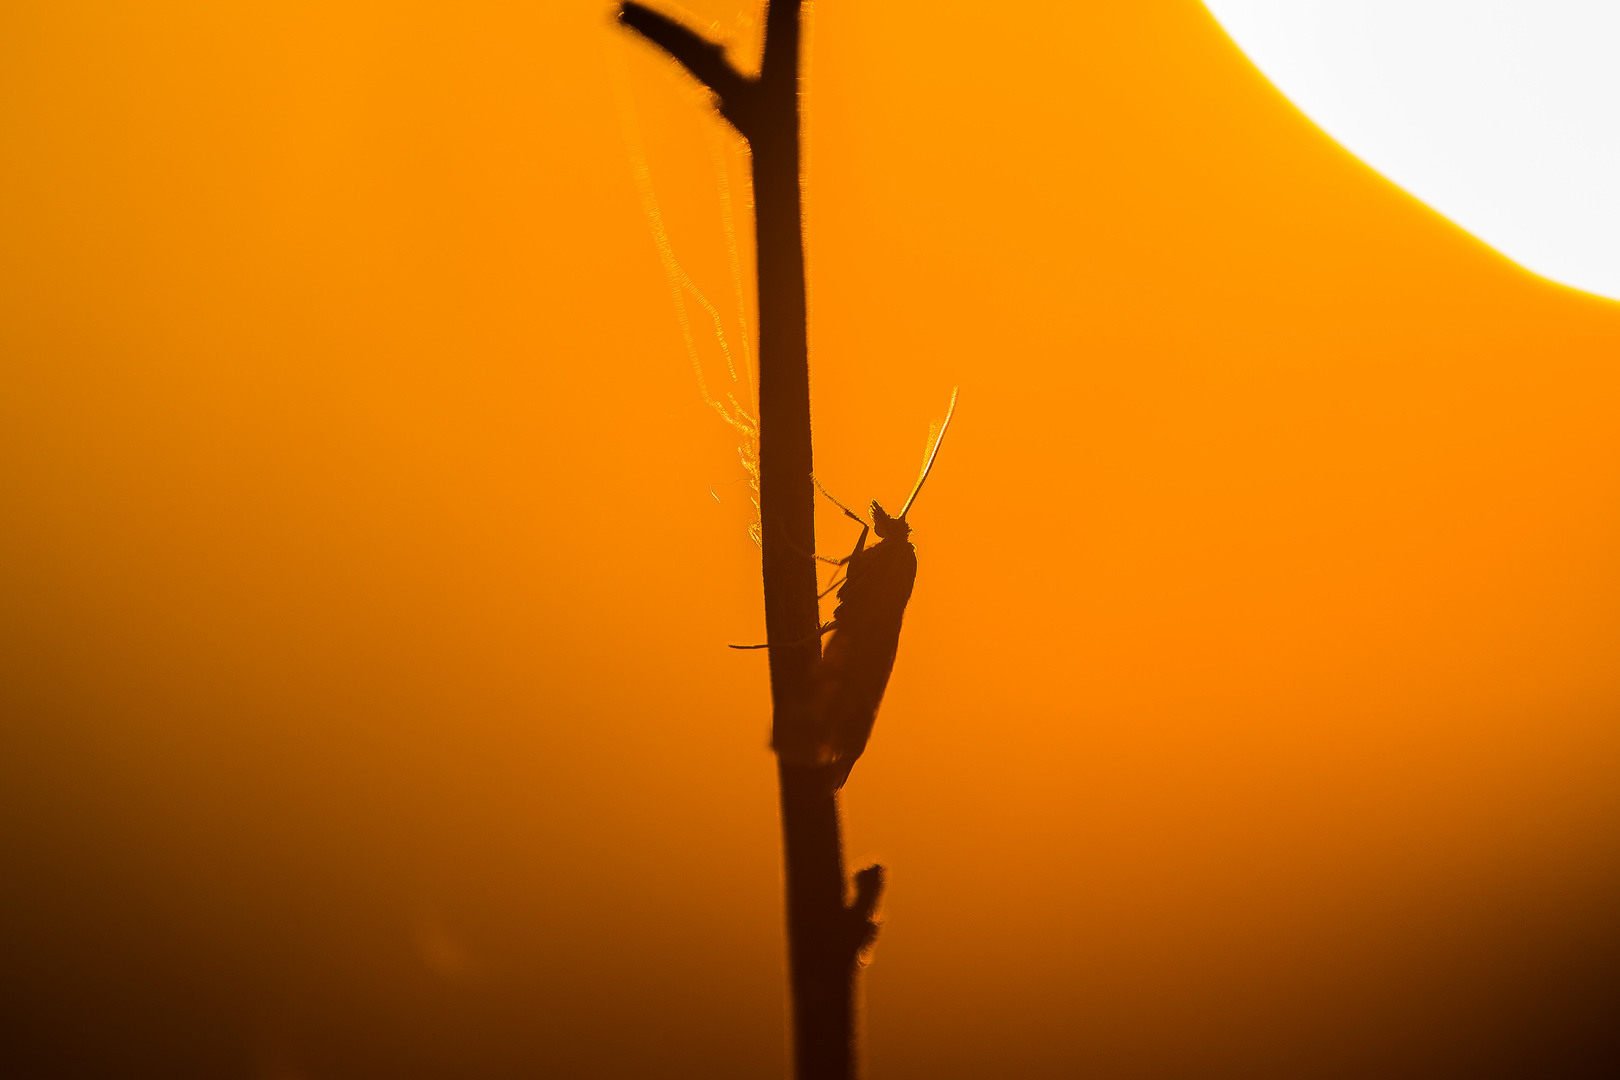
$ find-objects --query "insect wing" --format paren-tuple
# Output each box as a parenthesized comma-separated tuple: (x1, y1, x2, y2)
(830, 539, 917, 631)
(816, 538, 919, 785)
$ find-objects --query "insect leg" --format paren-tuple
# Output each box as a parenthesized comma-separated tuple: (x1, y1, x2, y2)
(811, 514, 868, 568)
(842, 520, 870, 562)
(775, 514, 863, 565)
(727, 624, 836, 650)
(813, 477, 872, 527)
(815, 516, 872, 594)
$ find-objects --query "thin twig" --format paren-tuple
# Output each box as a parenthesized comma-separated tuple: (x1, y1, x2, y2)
(617, 4, 883, 1077)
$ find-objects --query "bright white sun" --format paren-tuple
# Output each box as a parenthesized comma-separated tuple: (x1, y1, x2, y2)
(1203, 1, 1620, 301)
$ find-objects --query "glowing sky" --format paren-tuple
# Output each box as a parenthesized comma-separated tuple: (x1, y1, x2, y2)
(3, 3, 1619, 1076)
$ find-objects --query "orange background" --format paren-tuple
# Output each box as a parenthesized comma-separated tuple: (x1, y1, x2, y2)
(3, 1, 1619, 1076)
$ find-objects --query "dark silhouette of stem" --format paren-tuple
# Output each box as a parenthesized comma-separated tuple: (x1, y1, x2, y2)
(618, 3, 883, 1076)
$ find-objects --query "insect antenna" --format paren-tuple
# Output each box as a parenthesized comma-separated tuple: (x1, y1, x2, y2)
(898, 387, 959, 520)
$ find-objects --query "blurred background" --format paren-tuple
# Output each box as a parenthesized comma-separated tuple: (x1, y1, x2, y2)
(3, 1, 1618, 1076)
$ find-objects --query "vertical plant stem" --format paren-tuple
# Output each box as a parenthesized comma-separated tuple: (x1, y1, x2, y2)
(777, 762, 858, 1079)
(749, 5, 862, 1075)
(617, 4, 877, 1075)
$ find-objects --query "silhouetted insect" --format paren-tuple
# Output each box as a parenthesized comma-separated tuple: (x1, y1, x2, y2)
(810, 388, 957, 789)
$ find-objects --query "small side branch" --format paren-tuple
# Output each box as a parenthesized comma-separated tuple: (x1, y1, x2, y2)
(618, 3, 758, 136)
(848, 864, 885, 958)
